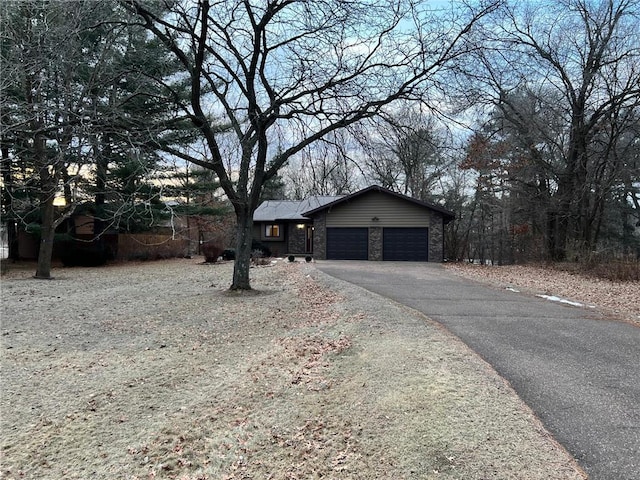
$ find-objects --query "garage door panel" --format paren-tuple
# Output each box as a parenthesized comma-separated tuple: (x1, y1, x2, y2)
(327, 228, 368, 260)
(383, 227, 428, 261)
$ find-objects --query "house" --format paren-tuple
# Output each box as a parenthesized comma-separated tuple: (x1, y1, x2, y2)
(252, 195, 343, 258)
(253, 185, 455, 261)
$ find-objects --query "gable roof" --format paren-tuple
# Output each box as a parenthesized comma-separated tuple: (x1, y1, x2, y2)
(253, 195, 343, 222)
(302, 185, 455, 222)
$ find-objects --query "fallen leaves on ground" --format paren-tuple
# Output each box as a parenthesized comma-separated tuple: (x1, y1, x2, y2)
(1, 258, 586, 479)
(445, 262, 640, 325)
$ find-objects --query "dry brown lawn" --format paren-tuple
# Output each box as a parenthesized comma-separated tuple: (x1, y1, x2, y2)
(1, 258, 586, 479)
(445, 262, 640, 326)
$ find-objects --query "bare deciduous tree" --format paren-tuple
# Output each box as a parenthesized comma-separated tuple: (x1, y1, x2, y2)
(359, 111, 449, 202)
(122, 0, 499, 289)
(458, 0, 640, 260)
(282, 130, 362, 199)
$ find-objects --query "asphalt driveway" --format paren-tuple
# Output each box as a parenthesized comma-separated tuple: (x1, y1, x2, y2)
(316, 261, 640, 480)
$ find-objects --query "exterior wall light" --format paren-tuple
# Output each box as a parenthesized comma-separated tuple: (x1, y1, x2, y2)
(371, 216, 379, 222)
(296, 223, 305, 229)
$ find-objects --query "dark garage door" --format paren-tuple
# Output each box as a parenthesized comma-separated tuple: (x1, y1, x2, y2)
(383, 227, 428, 261)
(327, 228, 368, 260)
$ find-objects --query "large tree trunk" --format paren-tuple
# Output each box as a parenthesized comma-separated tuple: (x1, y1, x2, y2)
(550, 121, 590, 261)
(34, 194, 56, 279)
(34, 154, 74, 279)
(550, 173, 573, 261)
(33, 135, 58, 279)
(231, 209, 254, 290)
(6, 220, 19, 261)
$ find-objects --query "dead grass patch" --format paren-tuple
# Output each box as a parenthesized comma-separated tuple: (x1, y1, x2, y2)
(1, 258, 585, 479)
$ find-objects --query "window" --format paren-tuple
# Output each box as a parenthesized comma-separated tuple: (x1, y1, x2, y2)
(264, 224, 281, 238)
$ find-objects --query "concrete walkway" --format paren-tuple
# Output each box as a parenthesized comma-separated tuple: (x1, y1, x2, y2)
(316, 261, 640, 480)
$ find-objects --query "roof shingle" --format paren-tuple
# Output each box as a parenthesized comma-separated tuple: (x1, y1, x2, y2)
(253, 195, 343, 221)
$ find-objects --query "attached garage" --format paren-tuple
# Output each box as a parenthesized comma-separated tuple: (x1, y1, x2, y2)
(326, 228, 368, 260)
(383, 227, 428, 261)
(300, 185, 455, 262)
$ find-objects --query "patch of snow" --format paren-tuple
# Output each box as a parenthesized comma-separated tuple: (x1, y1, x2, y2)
(505, 287, 520, 293)
(536, 294, 589, 308)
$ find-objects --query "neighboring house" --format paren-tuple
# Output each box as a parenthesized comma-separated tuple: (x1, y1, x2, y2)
(253, 185, 455, 261)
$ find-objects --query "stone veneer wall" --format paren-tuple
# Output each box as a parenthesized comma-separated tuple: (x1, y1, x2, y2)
(287, 223, 307, 254)
(369, 226, 382, 261)
(312, 212, 327, 259)
(428, 215, 445, 262)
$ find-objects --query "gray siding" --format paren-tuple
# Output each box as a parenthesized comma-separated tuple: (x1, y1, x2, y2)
(252, 224, 264, 241)
(252, 223, 287, 256)
(325, 191, 432, 227)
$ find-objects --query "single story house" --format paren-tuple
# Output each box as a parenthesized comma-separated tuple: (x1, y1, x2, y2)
(253, 185, 455, 262)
